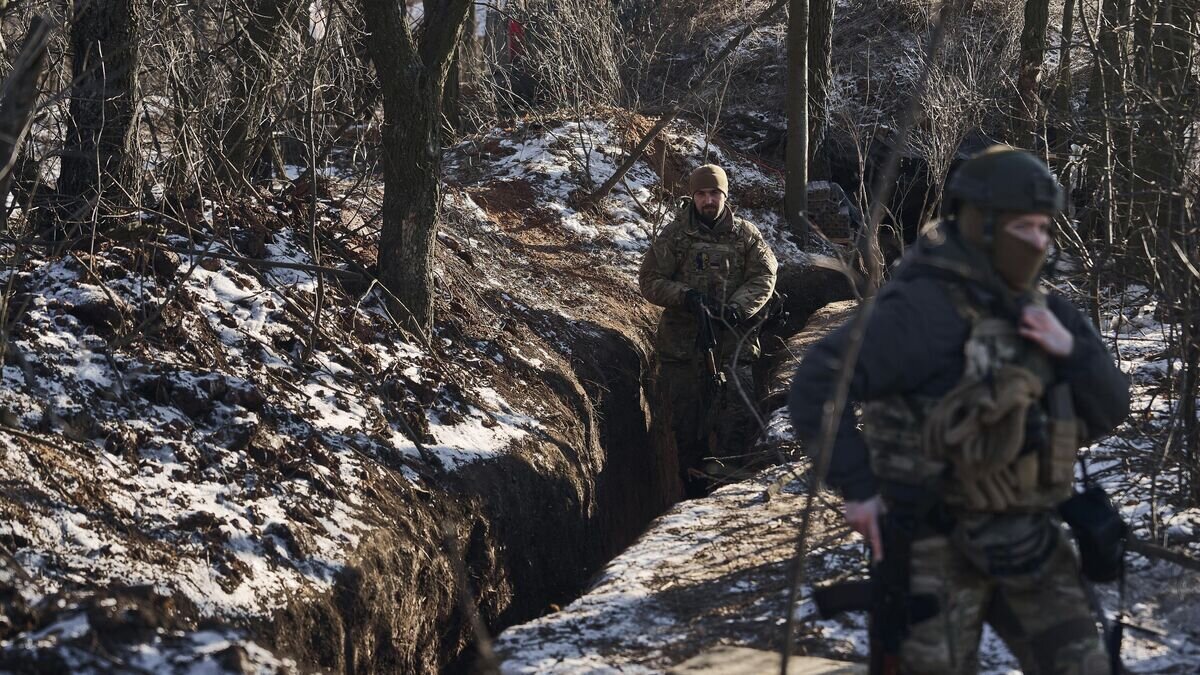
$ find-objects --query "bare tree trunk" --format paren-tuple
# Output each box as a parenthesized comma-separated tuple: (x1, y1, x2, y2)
(58, 0, 140, 214)
(1016, 0, 1050, 148)
(1055, 0, 1075, 117)
(1081, 0, 1128, 248)
(785, 0, 809, 247)
(807, 0, 833, 178)
(217, 0, 305, 184)
(1050, 0, 1096, 326)
(1131, 0, 1157, 86)
(445, 54, 463, 137)
(1084, 0, 1129, 131)
(1052, 0, 1076, 172)
(0, 16, 52, 231)
(360, 0, 472, 335)
(444, 8, 476, 136)
(1052, 0, 1076, 208)
(1185, 343, 1200, 504)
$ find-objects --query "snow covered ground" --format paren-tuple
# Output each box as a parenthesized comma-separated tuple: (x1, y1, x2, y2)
(0, 191, 589, 667)
(496, 284, 1200, 674)
(0, 221, 553, 617)
(1080, 286, 1200, 672)
(495, 465, 850, 673)
(0, 113, 811, 671)
(444, 115, 815, 267)
(4, 110, 1193, 673)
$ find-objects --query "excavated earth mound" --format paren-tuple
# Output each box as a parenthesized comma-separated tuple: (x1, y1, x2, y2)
(0, 114, 816, 673)
(0, 169, 671, 674)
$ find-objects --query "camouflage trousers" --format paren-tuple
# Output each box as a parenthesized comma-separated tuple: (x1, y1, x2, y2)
(655, 358, 758, 497)
(901, 523, 1110, 675)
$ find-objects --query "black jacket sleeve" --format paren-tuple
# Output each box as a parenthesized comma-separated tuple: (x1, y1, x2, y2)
(1047, 294, 1131, 440)
(788, 278, 962, 501)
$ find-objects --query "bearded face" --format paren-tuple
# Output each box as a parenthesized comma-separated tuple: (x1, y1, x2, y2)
(694, 188, 725, 220)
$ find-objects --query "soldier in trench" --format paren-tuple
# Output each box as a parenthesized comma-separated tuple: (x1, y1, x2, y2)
(639, 164, 779, 499)
(789, 146, 1130, 673)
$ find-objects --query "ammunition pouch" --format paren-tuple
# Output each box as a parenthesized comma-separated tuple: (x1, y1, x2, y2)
(924, 364, 1044, 511)
(1044, 383, 1082, 488)
(863, 282, 1084, 513)
(1059, 484, 1126, 583)
(862, 396, 945, 490)
(865, 387, 1078, 513)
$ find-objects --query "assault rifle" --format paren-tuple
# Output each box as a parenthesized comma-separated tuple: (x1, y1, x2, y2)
(695, 304, 727, 394)
(812, 495, 940, 675)
(689, 303, 727, 485)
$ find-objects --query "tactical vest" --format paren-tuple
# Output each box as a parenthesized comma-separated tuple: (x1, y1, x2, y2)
(668, 218, 754, 304)
(861, 282, 1082, 512)
(654, 207, 765, 362)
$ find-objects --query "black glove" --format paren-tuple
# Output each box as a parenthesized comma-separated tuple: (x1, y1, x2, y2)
(721, 303, 745, 326)
(684, 289, 713, 316)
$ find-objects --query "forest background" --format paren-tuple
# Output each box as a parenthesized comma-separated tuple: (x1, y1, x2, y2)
(0, 0, 1195, 672)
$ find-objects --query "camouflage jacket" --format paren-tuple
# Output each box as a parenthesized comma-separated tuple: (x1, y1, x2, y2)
(638, 204, 778, 363)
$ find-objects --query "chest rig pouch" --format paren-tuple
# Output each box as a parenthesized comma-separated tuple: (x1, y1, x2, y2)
(675, 228, 748, 302)
(862, 284, 1082, 513)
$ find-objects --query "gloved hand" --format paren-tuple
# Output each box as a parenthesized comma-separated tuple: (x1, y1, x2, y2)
(721, 303, 745, 326)
(683, 289, 713, 316)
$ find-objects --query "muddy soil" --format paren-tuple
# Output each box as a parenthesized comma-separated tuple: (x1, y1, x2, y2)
(0, 182, 676, 674)
(261, 184, 677, 672)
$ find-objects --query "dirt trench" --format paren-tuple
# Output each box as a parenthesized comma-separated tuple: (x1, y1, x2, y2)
(258, 162, 856, 672)
(263, 327, 667, 673)
(260, 260, 676, 671)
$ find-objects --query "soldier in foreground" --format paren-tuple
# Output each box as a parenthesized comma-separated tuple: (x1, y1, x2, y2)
(639, 164, 778, 498)
(790, 147, 1130, 673)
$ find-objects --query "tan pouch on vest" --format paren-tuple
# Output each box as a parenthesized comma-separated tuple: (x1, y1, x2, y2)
(1043, 418, 1079, 488)
(924, 365, 1045, 511)
(1043, 383, 1080, 488)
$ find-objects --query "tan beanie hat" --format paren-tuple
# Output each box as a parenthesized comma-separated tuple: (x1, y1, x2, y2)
(688, 164, 728, 197)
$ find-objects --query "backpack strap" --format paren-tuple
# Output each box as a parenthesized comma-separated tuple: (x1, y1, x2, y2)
(936, 278, 984, 325)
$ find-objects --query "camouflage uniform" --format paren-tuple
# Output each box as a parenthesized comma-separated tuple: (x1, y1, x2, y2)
(904, 515, 1109, 674)
(639, 204, 778, 493)
(789, 227, 1129, 674)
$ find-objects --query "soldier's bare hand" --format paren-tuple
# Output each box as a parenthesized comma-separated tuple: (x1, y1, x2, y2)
(1018, 305, 1074, 357)
(843, 496, 885, 563)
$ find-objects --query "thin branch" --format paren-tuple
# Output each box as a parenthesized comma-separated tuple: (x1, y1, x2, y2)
(147, 242, 361, 278)
(780, 1, 959, 671)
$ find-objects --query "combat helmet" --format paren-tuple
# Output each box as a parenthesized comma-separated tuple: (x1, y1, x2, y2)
(942, 145, 1064, 241)
(942, 146, 1065, 290)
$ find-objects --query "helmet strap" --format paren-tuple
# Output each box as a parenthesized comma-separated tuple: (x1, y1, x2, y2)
(981, 210, 997, 246)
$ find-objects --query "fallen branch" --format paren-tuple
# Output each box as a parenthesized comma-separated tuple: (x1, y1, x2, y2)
(1129, 537, 1200, 572)
(584, 0, 788, 205)
(149, 241, 362, 278)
